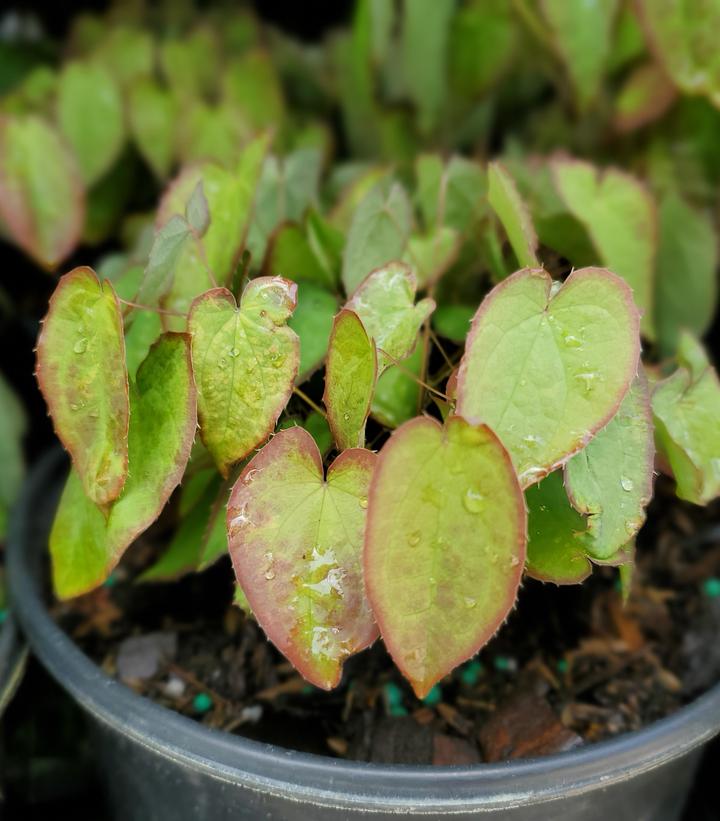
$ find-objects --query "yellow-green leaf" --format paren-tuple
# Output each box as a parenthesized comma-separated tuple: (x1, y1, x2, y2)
(488, 161, 539, 269)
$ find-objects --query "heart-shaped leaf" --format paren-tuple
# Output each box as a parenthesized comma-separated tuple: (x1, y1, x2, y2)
(128, 77, 178, 179)
(403, 225, 460, 288)
(57, 60, 125, 186)
(324, 309, 377, 450)
(50, 334, 197, 598)
(525, 470, 592, 584)
(613, 62, 677, 133)
(564, 374, 654, 560)
(36, 267, 129, 507)
(415, 153, 486, 233)
(551, 158, 656, 338)
(488, 161, 538, 268)
(188, 277, 300, 476)
(227, 426, 378, 689)
(456, 267, 640, 487)
(364, 416, 526, 697)
(345, 262, 435, 373)
(0, 115, 84, 268)
(341, 181, 412, 294)
(652, 333, 720, 505)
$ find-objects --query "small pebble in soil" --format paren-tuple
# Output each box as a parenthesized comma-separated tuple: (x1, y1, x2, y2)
(459, 660, 484, 686)
(422, 685, 442, 706)
(193, 692, 213, 714)
(702, 577, 720, 598)
(163, 675, 186, 699)
(493, 655, 518, 673)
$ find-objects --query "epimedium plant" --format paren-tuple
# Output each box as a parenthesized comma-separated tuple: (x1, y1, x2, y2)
(34, 138, 720, 699)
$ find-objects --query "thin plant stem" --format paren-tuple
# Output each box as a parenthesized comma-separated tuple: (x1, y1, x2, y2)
(293, 386, 327, 419)
(380, 349, 448, 402)
(429, 328, 454, 371)
(117, 298, 187, 318)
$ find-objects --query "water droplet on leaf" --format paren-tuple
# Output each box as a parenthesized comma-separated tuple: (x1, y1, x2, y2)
(73, 338, 88, 354)
(462, 488, 484, 513)
(407, 530, 421, 547)
(620, 477, 634, 492)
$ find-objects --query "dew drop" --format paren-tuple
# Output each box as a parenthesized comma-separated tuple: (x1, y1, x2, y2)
(407, 530, 421, 547)
(73, 338, 88, 354)
(358, 496, 368, 510)
(70, 403, 80, 411)
(218, 357, 227, 369)
(620, 477, 634, 492)
(464, 597, 477, 609)
(228, 347, 240, 358)
(510, 556, 520, 567)
(575, 372, 598, 392)
(343, 412, 350, 421)
(563, 335, 582, 348)
(462, 488, 484, 514)
(549, 280, 563, 297)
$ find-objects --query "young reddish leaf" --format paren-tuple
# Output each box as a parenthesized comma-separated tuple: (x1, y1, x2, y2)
(56, 60, 125, 186)
(551, 158, 657, 338)
(564, 374, 655, 560)
(0, 115, 84, 269)
(36, 267, 129, 507)
(488, 161, 539, 268)
(456, 267, 640, 487)
(525, 470, 592, 584)
(324, 309, 377, 450)
(226, 427, 378, 689)
(188, 277, 299, 476)
(345, 262, 435, 373)
(652, 333, 720, 505)
(613, 62, 677, 134)
(364, 416, 526, 698)
(50, 334, 197, 598)
(341, 181, 412, 294)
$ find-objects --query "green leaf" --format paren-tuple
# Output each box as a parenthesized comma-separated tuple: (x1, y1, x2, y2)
(652, 333, 720, 505)
(57, 60, 125, 186)
(0, 373, 26, 540)
(415, 154, 486, 233)
(323, 309, 377, 450)
(552, 158, 657, 338)
(525, 470, 592, 584)
(50, 334, 197, 598)
(564, 375, 655, 560)
(188, 278, 299, 476)
(456, 267, 640, 487)
(185, 181, 210, 236)
(540, 0, 620, 111)
(341, 181, 412, 294)
(329, 164, 390, 232)
(306, 209, 344, 286)
(124, 309, 162, 380)
(159, 27, 220, 101)
(655, 191, 718, 356)
(365, 416, 526, 698)
(227, 427, 378, 689)
(247, 148, 323, 264)
(223, 49, 285, 132)
(613, 62, 677, 133)
(95, 25, 153, 88)
(304, 411, 333, 457)
(287, 282, 338, 382)
(128, 78, 178, 179)
(36, 267, 129, 507)
(488, 161, 539, 269)
(638, 0, 720, 106)
(136, 215, 192, 308)
(399, 0, 454, 133)
(177, 101, 245, 168)
(346, 262, 435, 373)
(371, 344, 422, 429)
(432, 303, 475, 343)
(0, 115, 84, 268)
(264, 222, 334, 290)
(404, 226, 460, 288)
(448, 0, 517, 97)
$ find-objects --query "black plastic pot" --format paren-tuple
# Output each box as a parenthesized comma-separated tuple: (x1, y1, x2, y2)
(8, 451, 720, 820)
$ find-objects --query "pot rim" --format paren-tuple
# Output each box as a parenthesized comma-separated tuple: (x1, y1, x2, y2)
(8, 450, 720, 814)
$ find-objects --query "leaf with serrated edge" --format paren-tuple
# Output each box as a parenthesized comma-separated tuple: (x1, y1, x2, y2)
(551, 158, 656, 338)
(36, 267, 129, 507)
(565, 374, 654, 560)
(652, 333, 720, 505)
(0, 115, 84, 269)
(227, 427, 378, 689)
(364, 416, 526, 697)
(488, 161, 539, 268)
(345, 262, 435, 373)
(188, 277, 299, 476)
(324, 309, 377, 450)
(456, 267, 640, 487)
(50, 334, 197, 598)
(525, 470, 592, 584)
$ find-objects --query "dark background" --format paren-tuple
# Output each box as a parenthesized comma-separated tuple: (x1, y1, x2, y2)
(0, 1, 718, 818)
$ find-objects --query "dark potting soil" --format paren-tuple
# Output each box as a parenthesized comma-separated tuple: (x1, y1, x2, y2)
(52, 477, 720, 766)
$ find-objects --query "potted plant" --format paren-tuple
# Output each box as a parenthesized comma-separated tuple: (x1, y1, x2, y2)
(7, 1, 720, 819)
